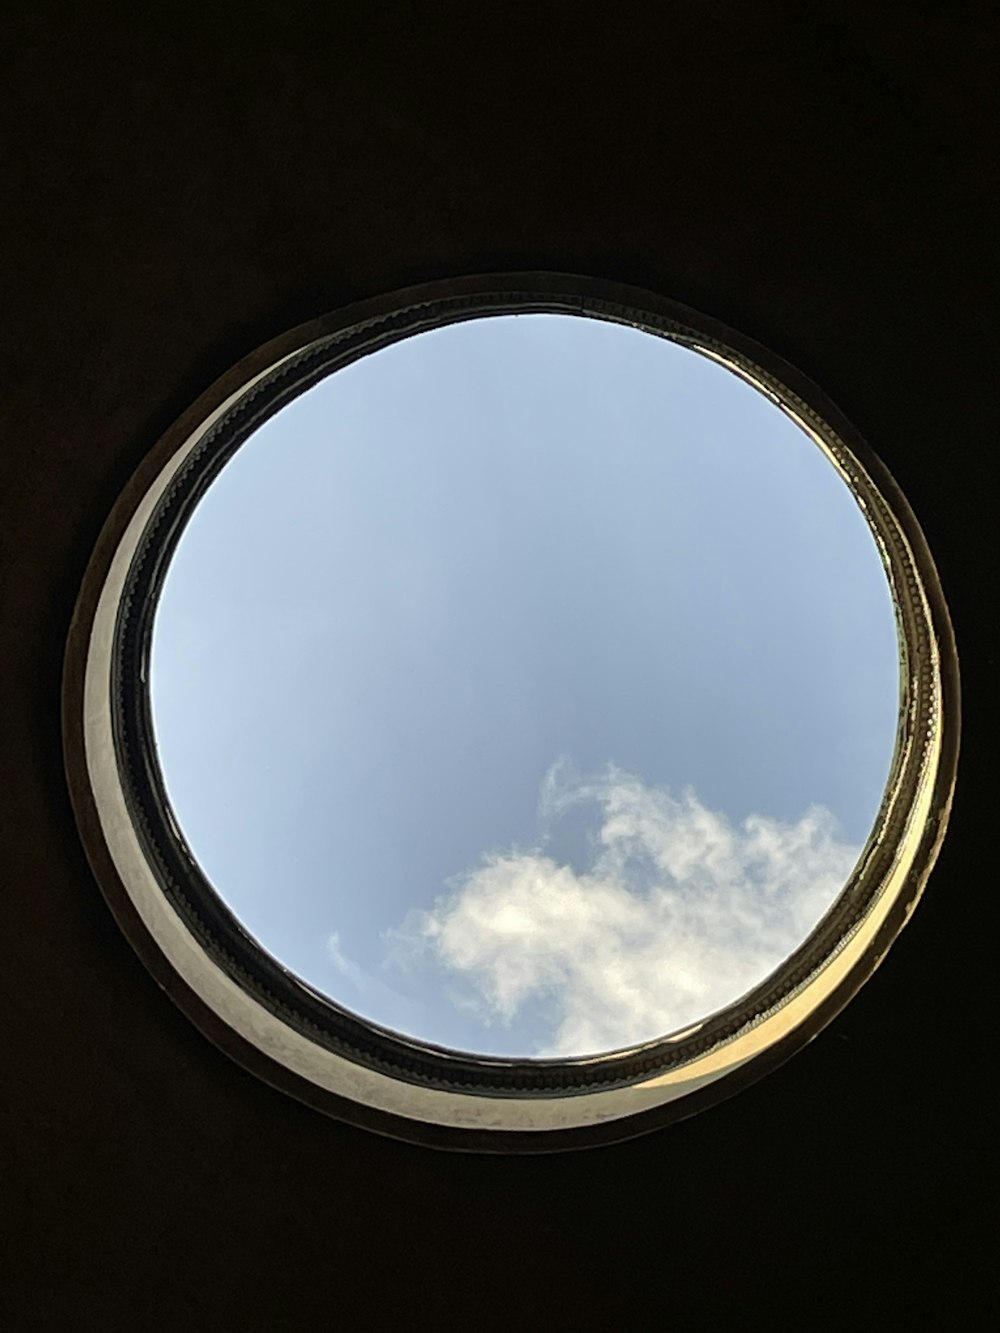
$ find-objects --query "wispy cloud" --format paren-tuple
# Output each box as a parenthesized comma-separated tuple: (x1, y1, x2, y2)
(326, 930, 430, 1037)
(327, 931, 373, 994)
(394, 763, 861, 1057)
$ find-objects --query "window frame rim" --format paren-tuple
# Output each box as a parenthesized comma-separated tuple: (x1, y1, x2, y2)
(62, 272, 958, 1150)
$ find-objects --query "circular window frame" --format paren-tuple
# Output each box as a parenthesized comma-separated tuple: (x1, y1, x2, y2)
(63, 273, 958, 1152)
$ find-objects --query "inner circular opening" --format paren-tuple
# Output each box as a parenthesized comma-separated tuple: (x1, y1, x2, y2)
(150, 313, 900, 1060)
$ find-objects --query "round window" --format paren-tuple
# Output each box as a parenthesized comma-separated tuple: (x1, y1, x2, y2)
(64, 275, 956, 1150)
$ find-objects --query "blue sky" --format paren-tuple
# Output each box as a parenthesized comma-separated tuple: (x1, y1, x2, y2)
(151, 314, 900, 1057)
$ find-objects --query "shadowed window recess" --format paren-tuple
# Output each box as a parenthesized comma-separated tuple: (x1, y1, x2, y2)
(69, 276, 950, 1142)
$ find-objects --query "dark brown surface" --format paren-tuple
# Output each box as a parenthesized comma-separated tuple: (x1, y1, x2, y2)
(1, 4, 995, 1328)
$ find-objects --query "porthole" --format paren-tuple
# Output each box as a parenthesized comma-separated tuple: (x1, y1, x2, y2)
(64, 274, 957, 1150)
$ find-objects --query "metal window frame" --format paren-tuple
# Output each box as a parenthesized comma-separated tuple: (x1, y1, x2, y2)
(62, 273, 958, 1152)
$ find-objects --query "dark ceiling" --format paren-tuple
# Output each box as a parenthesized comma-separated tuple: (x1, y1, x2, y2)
(2, 4, 996, 1328)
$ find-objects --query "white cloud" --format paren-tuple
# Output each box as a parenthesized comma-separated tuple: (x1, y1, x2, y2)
(397, 763, 862, 1057)
(326, 930, 429, 1037)
(327, 931, 371, 994)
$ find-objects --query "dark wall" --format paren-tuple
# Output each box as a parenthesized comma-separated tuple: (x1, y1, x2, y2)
(2, 5, 995, 1328)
